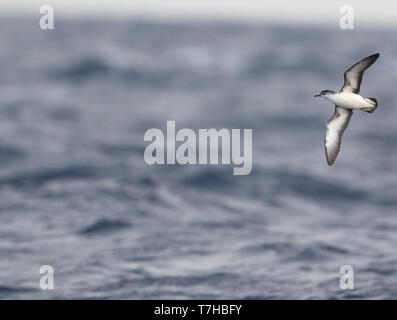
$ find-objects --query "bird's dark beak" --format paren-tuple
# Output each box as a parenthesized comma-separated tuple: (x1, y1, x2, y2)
(314, 94, 321, 98)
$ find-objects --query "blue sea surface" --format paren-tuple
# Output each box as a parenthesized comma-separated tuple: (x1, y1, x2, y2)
(0, 17, 397, 299)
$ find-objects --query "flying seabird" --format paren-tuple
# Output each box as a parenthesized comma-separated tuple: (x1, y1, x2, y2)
(314, 53, 380, 166)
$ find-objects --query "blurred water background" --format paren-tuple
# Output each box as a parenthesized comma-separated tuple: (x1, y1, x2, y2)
(0, 17, 397, 299)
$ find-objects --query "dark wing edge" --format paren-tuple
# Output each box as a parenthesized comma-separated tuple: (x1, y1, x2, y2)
(325, 106, 353, 166)
(341, 53, 380, 94)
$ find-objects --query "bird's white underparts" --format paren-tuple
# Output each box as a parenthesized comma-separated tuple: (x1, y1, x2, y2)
(314, 53, 380, 166)
(323, 91, 377, 113)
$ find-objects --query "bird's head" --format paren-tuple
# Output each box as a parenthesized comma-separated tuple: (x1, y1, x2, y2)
(314, 90, 335, 98)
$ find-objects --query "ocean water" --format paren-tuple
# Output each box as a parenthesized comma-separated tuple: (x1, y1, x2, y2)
(0, 17, 397, 299)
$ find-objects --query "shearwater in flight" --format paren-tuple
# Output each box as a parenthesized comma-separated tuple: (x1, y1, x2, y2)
(314, 53, 380, 166)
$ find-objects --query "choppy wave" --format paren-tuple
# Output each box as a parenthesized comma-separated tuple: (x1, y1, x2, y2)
(78, 218, 131, 236)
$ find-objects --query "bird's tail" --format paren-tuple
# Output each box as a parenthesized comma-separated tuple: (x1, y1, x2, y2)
(363, 98, 378, 113)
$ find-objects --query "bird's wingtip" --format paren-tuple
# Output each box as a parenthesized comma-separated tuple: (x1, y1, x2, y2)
(367, 53, 380, 60)
(325, 153, 335, 166)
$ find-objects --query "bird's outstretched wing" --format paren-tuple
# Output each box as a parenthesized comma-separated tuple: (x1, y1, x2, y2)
(341, 53, 379, 94)
(325, 106, 353, 166)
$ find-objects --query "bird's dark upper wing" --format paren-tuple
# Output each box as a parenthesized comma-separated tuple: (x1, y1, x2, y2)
(341, 53, 379, 94)
(325, 106, 353, 166)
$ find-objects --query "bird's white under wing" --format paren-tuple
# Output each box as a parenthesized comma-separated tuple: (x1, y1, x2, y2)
(325, 106, 353, 165)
